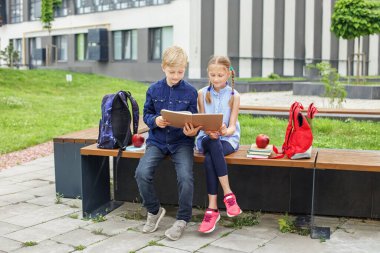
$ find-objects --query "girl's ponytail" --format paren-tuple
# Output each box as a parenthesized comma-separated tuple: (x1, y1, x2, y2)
(205, 81, 212, 104)
(228, 66, 235, 108)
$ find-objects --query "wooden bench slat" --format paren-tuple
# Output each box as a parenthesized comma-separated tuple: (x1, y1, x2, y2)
(80, 144, 317, 169)
(316, 149, 380, 172)
(239, 105, 380, 115)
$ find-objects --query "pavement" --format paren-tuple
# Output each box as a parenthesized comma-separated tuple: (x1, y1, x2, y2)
(1, 155, 380, 253)
(0, 92, 379, 252)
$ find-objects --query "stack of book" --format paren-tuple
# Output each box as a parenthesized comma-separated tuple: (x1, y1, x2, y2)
(247, 144, 273, 159)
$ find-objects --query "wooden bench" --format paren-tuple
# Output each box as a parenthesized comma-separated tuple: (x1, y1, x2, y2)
(79, 143, 380, 218)
(53, 118, 148, 198)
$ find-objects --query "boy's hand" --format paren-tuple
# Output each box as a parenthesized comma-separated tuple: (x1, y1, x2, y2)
(156, 116, 170, 128)
(205, 130, 219, 139)
(183, 123, 202, 136)
(219, 123, 227, 136)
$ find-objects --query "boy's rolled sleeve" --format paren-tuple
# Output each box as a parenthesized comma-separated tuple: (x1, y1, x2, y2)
(143, 88, 158, 129)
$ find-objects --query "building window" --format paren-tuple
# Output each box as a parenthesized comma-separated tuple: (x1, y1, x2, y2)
(113, 30, 137, 61)
(53, 35, 68, 61)
(149, 26, 173, 60)
(54, 0, 68, 17)
(29, 0, 41, 21)
(75, 0, 171, 14)
(29, 37, 43, 66)
(12, 39, 23, 64)
(10, 0, 23, 23)
(76, 34, 88, 61)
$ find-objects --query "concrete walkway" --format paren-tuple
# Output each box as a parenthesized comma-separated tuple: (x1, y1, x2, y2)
(1, 155, 380, 252)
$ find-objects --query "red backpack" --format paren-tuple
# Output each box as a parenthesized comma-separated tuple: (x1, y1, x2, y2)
(282, 102, 317, 159)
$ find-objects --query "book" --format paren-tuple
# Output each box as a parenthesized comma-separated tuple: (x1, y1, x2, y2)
(247, 144, 274, 159)
(160, 109, 223, 131)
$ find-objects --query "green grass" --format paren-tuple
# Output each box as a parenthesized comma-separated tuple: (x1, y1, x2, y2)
(0, 68, 148, 154)
(1, 68, 379, 154)
(239, 115, 380, 150)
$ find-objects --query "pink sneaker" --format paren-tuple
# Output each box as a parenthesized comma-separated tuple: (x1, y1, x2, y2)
(224, 193, 242, 217)
(198, 209, 221, 233)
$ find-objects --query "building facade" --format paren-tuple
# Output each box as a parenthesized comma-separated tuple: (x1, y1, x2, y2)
(1, 0, 379, 82)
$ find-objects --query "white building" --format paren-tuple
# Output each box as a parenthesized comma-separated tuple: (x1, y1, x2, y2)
(1, 0, 379, 81)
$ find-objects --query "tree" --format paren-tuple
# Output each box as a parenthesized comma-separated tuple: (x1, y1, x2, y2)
(41, 0, 62, 31)
(0, 41, 20, 68)
(331, 0, 380, 81)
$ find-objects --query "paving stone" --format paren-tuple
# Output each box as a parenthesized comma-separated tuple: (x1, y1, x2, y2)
(0, 236, 22, 252)
(15, 179, 51, 189)
(52, 228, 107, 247)
(5, 171, 48, 183)
(162, 223, 234, 252)
(82, 230, 161, 253)
(26, 195, 61, 207)
(138, 245, 190, 252)
(0, 202, 42, 220)
(0, 221, 24, 236)
(0, 200, 9, 207)
(198, 245, 247, 253)
(253, 232, 325, 253)
(0, 192, 37, 204)
(83, 215, 143, 236)
(12, 239, 73, 253)
(0, 184, 30, 195)
(4, 226, 58, 243)
(34, 216, 91, 233)
(3, 204, 75, 227)
(22, 184, 56, 197)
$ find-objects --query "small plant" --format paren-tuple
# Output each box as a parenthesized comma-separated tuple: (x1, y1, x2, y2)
(74, 245, 86, 251)
(147, 240, 164, 247)
(307, 62, 347, 108)
(22, 241, 38, 247)
(221, 211, 260, 229)
(92, 228, 107, 236)
(123, 199, 145, 220)
(268, 73, 280, 79)
(278, 214, 310, 236)
(70, 203, 79, 208)
(69, 213, 79, 219)
(55, 192, 64, 204)
(0, 41, 20, 67)
(91, 213, 107, 223)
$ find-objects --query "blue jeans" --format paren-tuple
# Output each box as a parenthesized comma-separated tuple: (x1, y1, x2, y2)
(202, 136, 235, 195)
(135, 144, 194, 222)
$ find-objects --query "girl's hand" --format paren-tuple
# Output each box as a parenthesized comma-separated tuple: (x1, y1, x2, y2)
(205, 130, 219, 139)
(219, 123, 227, 136)
(155, 116, 170, 128)
(183, 123, 202, 136)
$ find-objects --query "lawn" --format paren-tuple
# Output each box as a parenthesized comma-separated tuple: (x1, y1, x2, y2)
(0, 68, 148, 154)
(1, 68, 379, 154)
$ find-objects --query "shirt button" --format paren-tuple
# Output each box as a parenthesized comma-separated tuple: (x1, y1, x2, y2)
(167, 130, 170, 133)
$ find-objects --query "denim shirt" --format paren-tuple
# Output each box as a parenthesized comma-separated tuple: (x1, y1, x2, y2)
(144, 78, 198, 154)
(195, 84, 240, 153)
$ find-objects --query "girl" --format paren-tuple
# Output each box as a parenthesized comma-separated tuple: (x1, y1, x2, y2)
(196, 56, 242, 234)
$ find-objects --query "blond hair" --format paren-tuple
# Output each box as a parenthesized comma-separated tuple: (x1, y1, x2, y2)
(162, 46, 188, 68)
(205, 55, 235, 108)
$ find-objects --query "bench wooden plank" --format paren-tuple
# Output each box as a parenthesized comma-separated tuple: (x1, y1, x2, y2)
(53, 117, 148, 144)
(80, 144, 317, 169)
(316, 149, 380, 172)
(239, 105, 380, 115)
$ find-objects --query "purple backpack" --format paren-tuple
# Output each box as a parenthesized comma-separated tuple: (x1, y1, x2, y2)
(97, 91, 139, 150)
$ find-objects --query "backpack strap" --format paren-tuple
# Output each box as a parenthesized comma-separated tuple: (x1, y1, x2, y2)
(118, 91, 140, 134)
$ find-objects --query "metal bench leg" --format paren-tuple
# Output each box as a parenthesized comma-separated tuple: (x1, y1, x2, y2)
(81, 155, 122, 218)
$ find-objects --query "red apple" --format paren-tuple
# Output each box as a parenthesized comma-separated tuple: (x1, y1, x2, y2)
(132, 134, 145, 148)
(256, 134, 270, 148)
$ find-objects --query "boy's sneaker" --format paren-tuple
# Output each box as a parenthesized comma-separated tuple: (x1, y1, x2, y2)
(165, 220, 187, 241)
(142, 207, 166, 233)
(198, 209, 221, 233)
(223, 193, 242, 217)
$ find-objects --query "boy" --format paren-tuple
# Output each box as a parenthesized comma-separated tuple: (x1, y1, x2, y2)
(135, 46, 201, 240)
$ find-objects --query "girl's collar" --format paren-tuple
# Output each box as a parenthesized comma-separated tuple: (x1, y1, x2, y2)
(211, 82, 230, 94)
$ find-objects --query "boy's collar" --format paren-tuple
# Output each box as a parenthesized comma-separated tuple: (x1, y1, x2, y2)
(164, 78, 182, 88)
